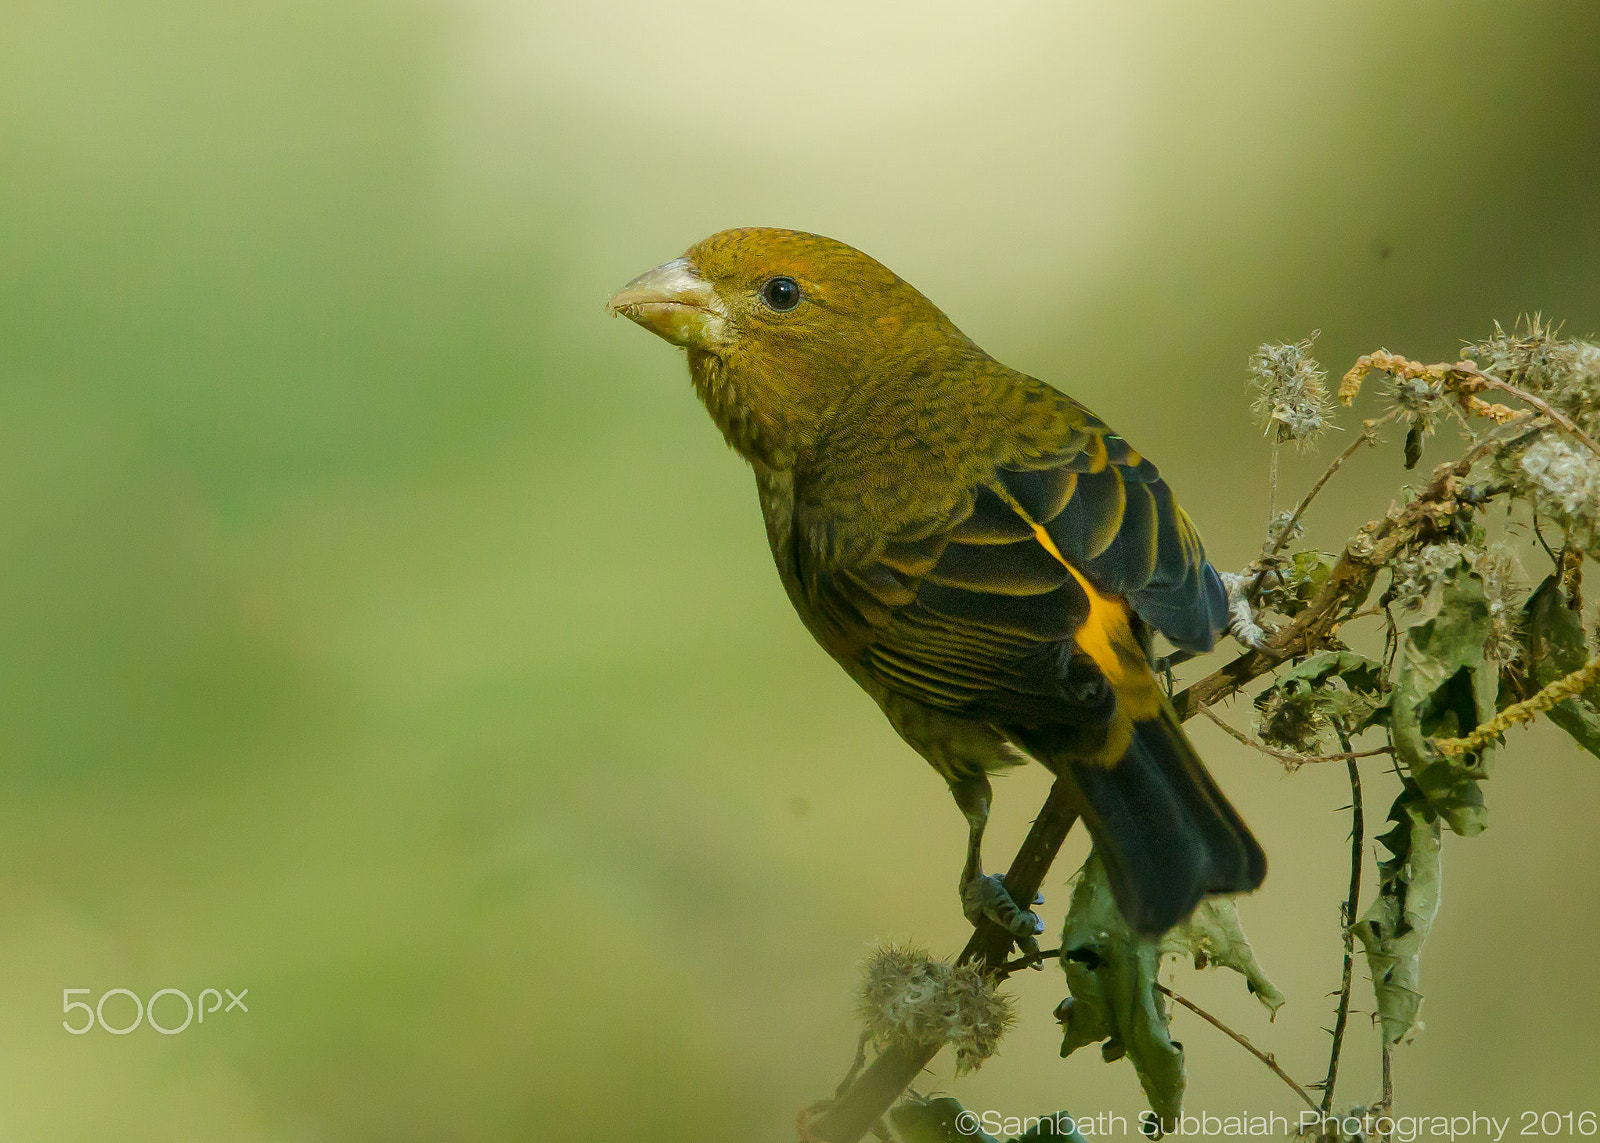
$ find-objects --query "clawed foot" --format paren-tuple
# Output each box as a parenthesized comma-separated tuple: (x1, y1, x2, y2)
(962, 872, 1045, 941)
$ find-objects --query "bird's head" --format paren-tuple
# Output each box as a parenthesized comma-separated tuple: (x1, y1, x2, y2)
(609, 227, 973, 468)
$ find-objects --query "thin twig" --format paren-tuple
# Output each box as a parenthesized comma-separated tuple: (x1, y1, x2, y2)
(1264, 409, 1401, 563)
(1197, 702, 1392, 769)
(1267, 435, 1281, 528)
(833, 1033, 871, 1100)
(1155, 983, 1319, 1112)
(1321, 722, 1364, 1114)
(999, 946, 1062, 976)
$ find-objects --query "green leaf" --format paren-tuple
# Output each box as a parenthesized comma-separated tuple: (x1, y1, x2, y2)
(1269, 649, 1388, 695)
(1055, 854, 1281, 1132)
(1159, 898, 1286, 1018)
(1387, 559, 1498, 834)
(1057, 853, 1183, 1132)
(1262, 550, 1339, 618)
(1523, 575, 1600, 758)
(1353, 785, 1443, 1046)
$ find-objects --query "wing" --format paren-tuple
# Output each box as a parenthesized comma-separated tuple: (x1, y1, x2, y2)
(997, 414, 1228, 654)
(796, 401, 1227, 728)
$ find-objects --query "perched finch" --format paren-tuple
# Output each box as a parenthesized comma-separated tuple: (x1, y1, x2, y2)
(609, 228, 1265, 937)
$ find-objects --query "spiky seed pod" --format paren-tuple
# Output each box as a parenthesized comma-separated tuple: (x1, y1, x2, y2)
(1255, 684, 1328, 753)
(1249, 336, 1332, 449)
(1513, 436, 1600, 555)
(857, 943, 1015, 1074)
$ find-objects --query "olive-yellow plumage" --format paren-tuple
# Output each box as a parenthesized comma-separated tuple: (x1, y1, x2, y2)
(610, 227, 1265, 936)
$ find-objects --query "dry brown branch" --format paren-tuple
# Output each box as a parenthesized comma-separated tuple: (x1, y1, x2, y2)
(803, 785, 1080, 1143)
(1446, 362, 1600, 459)
(1173, 437, 1514, 723)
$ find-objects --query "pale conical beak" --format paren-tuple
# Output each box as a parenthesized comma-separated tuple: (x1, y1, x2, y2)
(607, 257, 727, 350)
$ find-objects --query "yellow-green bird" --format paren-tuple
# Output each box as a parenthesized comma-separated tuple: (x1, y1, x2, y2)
(609, 227, 1264, 937)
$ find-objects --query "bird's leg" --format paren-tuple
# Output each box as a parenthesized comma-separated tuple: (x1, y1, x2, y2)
(949, 772, 1044, 942)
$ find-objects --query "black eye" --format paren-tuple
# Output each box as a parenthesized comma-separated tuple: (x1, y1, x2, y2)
(761, 276, 801, 311)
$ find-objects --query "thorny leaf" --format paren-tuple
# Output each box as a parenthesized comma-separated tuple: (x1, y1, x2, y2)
(1055, 854, 1282, 1132)
(1057, 853, 1183, 1132)
(1522, 574, 1600, 758)
(1159, 899, 1286, 1017)
(1253, 651, 1390, 751)
(1384, 560, 1498, 834)
(1262, 650, 1388, 693)
(1353, 785, 1443, 1046)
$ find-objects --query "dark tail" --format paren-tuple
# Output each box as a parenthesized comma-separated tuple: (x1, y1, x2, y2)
(1019, 703, 1266, 936)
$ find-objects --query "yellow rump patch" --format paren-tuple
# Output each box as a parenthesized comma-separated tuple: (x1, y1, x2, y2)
(1030, 523, 1161, 724)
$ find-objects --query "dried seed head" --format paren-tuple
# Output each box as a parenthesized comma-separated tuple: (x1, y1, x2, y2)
(1465, 316, 1600, 433)
(1476, 543, 1525, 663)
(1513, 435, 1600, 555)
(1255, 685, 1327, 753)
(857, 943, 1014, 1074)
(1384, 372, 1444, 418)
(1388, 543, 1469, 615)
(1249, 336, 1332, 449)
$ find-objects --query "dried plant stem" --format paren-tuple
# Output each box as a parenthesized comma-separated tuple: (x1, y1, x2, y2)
(1321, 723, 1364, 1115)
(1265, 409, 1401, 562)
(1381, 1042, 1394, 1129)
(1561, 545, 1585, 611)
(834, 1033, 870, 1099)
(1196, 702, 1391, 769)
(1449, 364, 1600, 460)
(1155, 984, 1318, 1112)
(1268, 434, 1281, 524)
(1433, 653, 1600, 756)
(1000, 946, 1062, 975)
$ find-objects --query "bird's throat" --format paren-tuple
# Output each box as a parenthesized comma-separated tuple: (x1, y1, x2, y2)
(687, 349, 798, 471)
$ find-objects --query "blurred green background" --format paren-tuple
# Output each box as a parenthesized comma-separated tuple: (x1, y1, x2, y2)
(3, 2, 1599, 1139)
